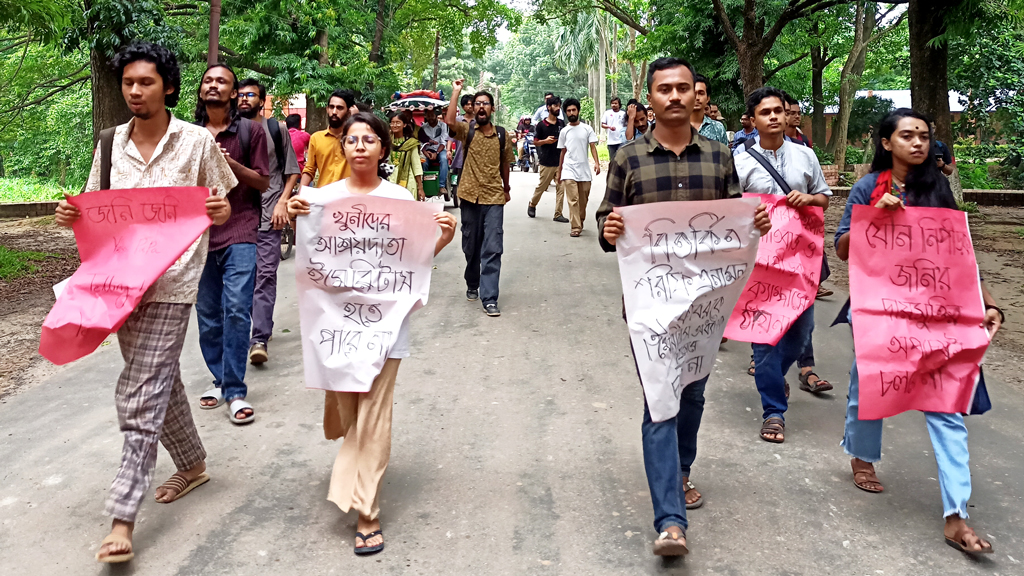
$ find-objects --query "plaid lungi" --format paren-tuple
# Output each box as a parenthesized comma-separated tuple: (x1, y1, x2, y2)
(104, 302, 207, 522)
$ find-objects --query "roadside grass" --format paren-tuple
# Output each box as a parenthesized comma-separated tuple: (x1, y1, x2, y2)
(0, 178, 76, 203)
(1015, 226, 1024, 240)
(957, 200, 980, 214)
(0, 246, 59, 281)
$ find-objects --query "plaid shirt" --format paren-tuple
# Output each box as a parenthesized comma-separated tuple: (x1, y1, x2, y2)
(595, 127, 741, 252)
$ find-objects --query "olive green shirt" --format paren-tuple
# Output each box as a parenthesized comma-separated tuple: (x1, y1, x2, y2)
(450, 120, 515, 205)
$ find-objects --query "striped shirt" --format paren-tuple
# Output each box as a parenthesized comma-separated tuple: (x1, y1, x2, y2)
(595, 127, 741, 252)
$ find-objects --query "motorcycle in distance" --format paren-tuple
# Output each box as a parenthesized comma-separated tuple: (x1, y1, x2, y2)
(516, 131, 538, 173)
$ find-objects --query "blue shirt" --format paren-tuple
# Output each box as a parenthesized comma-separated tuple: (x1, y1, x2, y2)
(834, 172, 879, 250)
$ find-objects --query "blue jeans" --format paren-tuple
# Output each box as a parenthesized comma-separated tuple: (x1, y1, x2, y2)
(842, 360, 972, 518)
(752, 305, 815, 421)
(460, 201, 503, 304)
(197, 243, 256, 402)
(642, 375, 709, 534)
(437, 148, 449, 190)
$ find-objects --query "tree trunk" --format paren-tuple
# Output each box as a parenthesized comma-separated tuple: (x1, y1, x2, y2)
(90, 48, 131, 143)
(208, 0, 221, 66)
(306, 29, 329, 133)
(369, 0, 387, 64)
(828, 1, 873, 170)
(431, 31, 440, 91)
(737, 47, 764, 96)
(810, 44, 827, 148)
(908, 0, 954, 160)
(597, 16, 606, 131)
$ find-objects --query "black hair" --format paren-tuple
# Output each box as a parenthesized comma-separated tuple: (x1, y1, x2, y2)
(355, 102, 373, 113)
(545, 95, 561, 107)
(646, 57, 697, 91)
(194, 63, 239, 125)
(342, 112, 393, 180)
(784, 93, 798, 106)
(285, 114, 302, 130)
(330, 88, 356, 108)
(473, 91, 495, 107)
(460, 94, 474, 107)
(693, 74, 708, 89)
(112, 41, 181, 108)
(610, 97, 621, 105)
(544, 92, 555, 98)
(744, 86, 787, 117)
(239, 78, 266, 101)
(387, 110, 414, 139)
(870, 108, 956, 209)
(563, 98, 581, 113)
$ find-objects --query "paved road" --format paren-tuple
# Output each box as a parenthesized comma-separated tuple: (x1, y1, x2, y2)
(2, 172, 1023, 575)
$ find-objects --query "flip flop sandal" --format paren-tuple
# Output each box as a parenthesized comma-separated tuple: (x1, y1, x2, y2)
(95, 533, 134, 563)
(354, 530, 385, 555)
(229, 399, 255, 425)
(945, 526, 994, 555)
(760, 417, 785, 443)
(799, 371, 834, 393)
(851, 459, 884, 493)
(683, 480, 703, 509)
(200, 388, 224, 410)
(747, 360, 756, 376)
(155, 472, 210, 503)
(653, 530, 689, 556)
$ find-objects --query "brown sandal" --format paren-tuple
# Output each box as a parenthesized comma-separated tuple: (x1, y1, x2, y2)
(945, 525, 994, 554)
(851, 459, 884, 493)
(95, 533, 134, 563)
(799, 371, 833, 393)
(759, 417, 785, 443)
(155, 472, 210, 503)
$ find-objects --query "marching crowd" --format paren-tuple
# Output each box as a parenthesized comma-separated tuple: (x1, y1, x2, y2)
(49, 40, 1007, 564)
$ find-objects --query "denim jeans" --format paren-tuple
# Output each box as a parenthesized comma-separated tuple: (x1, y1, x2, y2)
(197, 243, 256, 402)
(642, 375, 709, 533)
(842, 360, 972, 518)
(460, 201, 503, 304)
(797, 339, 815, 369)
(752, 305, 815, 421)
(607, 143, 621, 162)
(250, 229, 281, 347)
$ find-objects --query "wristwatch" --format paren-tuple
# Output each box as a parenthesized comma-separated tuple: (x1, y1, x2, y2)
(985, 304, 1005, 324)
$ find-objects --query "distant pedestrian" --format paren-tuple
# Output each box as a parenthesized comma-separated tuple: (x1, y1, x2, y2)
(301, 89, 354, 188)
(557, 98, 600, 238)
(194, 63, 270, 425)
(835, 107, 1002, 556)
(237, 79, 302, 366)
(601, 97, 626, 161)
(287, 112, 456, 556)
(527, 95, 567, 222)
(533, 91, 564, 123)
(387, 111, 425, 200)
(596, 57, 771, 557)
(446, 79, 514, 317)
(418, 105, 450, 197)
(286, 114, 309, 172)
(54, 41, 235, 564)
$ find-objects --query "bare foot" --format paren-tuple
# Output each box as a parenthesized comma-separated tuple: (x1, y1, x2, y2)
(944, 515, 993, 553)
(155, 461, 207, 503)
(96, 519, 133, 561)
(355, 515, 383, 550)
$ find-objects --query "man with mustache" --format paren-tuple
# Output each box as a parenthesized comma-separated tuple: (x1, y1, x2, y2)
(445, 79, 514, 317)
(301, 89, 355, 188)
(596, 57, 772, 557)
(556, 98, 600, 238)
(194, 63, 270, 425)
(237, 79, 301, 366)
(54, 42, 236, 563)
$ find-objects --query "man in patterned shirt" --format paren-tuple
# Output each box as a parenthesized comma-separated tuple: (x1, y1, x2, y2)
(690, 74, 728, 145)
(54, 41, 236, 564)
(596, 57, 771, 557)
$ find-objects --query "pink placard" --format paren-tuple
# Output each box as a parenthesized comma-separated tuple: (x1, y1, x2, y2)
(39, 187, 212, 365)
(724, 193, 823, 345)
(849, 205, 989, 419)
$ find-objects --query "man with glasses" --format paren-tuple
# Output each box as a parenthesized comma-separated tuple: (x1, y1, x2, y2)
(301, 89, 355, 188)
(445, 79, 514, 317)
(784, 95, 811, 147)
(237, 79, 301, 366)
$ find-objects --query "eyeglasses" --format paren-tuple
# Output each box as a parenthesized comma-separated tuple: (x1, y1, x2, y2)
(473, 101, 491, 107)
(238, 92, 259, 99)
(343, 134, 380, 147)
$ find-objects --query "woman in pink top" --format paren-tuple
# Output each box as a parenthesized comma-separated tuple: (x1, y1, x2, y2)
(286, 114, 310, 171)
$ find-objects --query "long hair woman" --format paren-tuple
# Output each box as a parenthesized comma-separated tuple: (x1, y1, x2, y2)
(288, 112, 456, 555)
(834, 108, 1004, 555)
(387, 111, 425, 200)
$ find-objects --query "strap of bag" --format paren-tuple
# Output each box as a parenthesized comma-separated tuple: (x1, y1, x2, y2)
(266, 117, 286, 169)
(239, 118, 251, 166)
(745, 147, 793, 194)
(99, 127, 116, 191)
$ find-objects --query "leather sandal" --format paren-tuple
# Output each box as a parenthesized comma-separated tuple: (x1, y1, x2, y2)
(851, 458, 884, 493)
(760, 417, 785, 443)
(799, 371, 833, 393)
(945, 525, 993, 554)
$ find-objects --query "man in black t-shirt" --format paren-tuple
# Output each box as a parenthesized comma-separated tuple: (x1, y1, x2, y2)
(932, 124, 955, 176)
(528, 96, 569, 222)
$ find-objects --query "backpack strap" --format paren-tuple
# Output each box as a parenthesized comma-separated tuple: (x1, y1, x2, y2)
(497, 126, 506, 168)
(745, 147, 794, 193)
(465, 122, 476, 155)
(266, 117, 285, 169)
(99, 127, 116, 191)
(742, 137, 755, 151)
(238, 118, 252, 167)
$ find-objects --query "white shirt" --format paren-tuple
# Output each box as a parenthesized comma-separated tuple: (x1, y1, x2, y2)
(317, 178, 415, 359)
(734, 139, 832, 197)
(557, 123, 598, 182)
(534, 104, 565, 124)
(84, 114, 238, 305)
(602, 109, 627, 144)
(420, 120, 448, 153)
